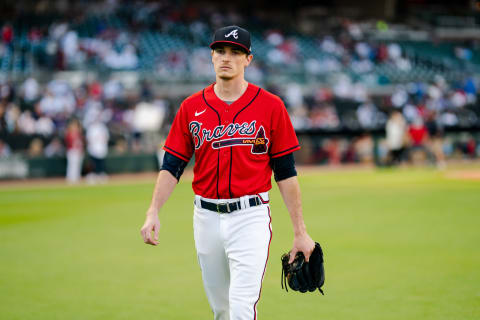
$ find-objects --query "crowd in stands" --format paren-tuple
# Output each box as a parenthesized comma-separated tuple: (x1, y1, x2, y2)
(1, 72, 478, 167)
(286, 73, 479, 166)
(0, 76, 168, 158)
(2, 0, 479, 81)
(0, 0, 479, 169)
(286, 75, 478, 132)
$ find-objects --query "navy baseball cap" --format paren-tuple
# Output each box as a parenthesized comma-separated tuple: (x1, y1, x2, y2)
(209, 26, 251, 54)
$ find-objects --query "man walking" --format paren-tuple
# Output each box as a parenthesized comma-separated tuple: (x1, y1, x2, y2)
(141, 26, 315, 319)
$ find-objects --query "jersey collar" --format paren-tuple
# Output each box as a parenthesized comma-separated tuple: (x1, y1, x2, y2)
(203, 82, 259, 112)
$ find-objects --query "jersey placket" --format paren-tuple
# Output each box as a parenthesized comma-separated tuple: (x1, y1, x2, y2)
(201, 83, 262, 199)
(217, 106, 233, 198)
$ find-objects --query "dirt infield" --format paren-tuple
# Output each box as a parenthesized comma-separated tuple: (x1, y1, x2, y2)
(441, 160, 480, 181)
(445, 171, 480, 180)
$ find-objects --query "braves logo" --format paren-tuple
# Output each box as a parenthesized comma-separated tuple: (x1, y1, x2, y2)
(213, 126, 269, 154)
(189, 120, 269, 154)
(225, 29, 239, 39)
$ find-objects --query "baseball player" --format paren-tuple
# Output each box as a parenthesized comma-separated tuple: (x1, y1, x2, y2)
(141, 26, 315, 319)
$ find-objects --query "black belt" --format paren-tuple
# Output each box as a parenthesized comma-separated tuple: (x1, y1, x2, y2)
(200, 196, 262, 214)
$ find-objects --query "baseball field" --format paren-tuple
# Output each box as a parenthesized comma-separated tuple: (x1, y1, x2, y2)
(1, 165, 479, 320)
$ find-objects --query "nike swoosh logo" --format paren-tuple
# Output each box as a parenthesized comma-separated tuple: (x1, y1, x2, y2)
(195, 109, 206, 116)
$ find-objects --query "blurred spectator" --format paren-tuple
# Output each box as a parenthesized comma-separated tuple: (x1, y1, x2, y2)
(333, 74, 353, 99)
(376, 43, 388, 62)
(82, 97, 109, 129)
(4, 103, 20, 133)
(402, 101, 420, 123)
(86, 118, 110, 183)
(454, 46, 472, 62)
(463, 77, 477, 104)
(354, 134, 374, 164)
(466, 136, 477, 158)
(113, 137, 128, 154)
(190, 48, 215, 78)
(408, 117, 428, 147)
(36, 116, 56, 136)
(49, 22, 68, 42)
(0, 102, 7, 134)
(387, 43, 402, 61)
(0, 81, 15, 102)
(28, 138, 44, 157)
(310, 104, 340, 129)
(103, 78, 125, 101)
(290, 106, 309, 130)
(2, 23, 14, 50)
(357, 100, 382, 129)
(391, 86, 409, 108)
(449, 90, 467, 108)
(131, 98, 167, 152)
(352, 83, 368, 103)
(385, 111, 407, 165)
(244, 60, 264, 83)
(342, 140, 357, 163)
(455, 133, 477, 158)
(0, 139, 11, 157)
(285, 83, 304, 109)
(324, 138, 341, 165)
(407, 117, 435, 165)
(17, 111, 36, 134)
(37, 86, 75, 119)
(103, 44, 139, 70)
(62, 29, 82, 67)
(44, 136, 65, 158)
(425, 110, 446, 169)
(20, 77, 41, 111)
(65, 119, 84, 183)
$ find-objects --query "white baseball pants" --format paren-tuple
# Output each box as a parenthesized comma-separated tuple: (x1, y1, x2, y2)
(66, 149, 83, 183)
(193, 194, 272, 320)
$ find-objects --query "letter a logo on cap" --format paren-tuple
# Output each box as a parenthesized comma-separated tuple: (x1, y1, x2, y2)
(225, 29, 238, 39)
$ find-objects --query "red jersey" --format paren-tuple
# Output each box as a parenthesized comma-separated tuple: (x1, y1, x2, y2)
(408, 125, 427, 146)
(163, 83, 300, 199)
(65, 130, 84, 151)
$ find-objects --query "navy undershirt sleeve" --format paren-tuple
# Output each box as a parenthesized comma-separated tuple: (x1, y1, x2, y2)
(271, 153, 297, 182)
(161, 151, 188, 181)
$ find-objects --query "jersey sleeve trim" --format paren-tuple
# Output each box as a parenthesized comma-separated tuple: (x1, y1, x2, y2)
(270, 145, 301, 158)
(163, 146, 190, 162)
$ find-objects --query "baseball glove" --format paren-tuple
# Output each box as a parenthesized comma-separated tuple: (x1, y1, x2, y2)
(281, 242, 325, 294)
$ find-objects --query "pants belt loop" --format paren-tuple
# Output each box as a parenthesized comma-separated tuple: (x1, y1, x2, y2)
(194, 195, 202, 209)
(239, 195, 248, 210)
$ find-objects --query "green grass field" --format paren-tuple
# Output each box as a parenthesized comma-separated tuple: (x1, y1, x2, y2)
(1, 167, 480, 320)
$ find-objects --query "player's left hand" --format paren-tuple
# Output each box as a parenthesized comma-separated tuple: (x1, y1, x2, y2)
(289, 232, 315, 263)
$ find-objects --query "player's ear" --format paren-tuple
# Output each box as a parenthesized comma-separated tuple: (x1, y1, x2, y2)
(245, 54, 253, 67)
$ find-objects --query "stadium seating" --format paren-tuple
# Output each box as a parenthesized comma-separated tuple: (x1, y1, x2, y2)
(2, 5, 479, 85)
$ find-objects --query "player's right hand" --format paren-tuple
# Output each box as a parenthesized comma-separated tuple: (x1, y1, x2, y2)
(140, 210, 160, 246)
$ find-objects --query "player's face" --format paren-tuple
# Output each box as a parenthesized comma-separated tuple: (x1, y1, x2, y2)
(211, 45, 253, 81)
